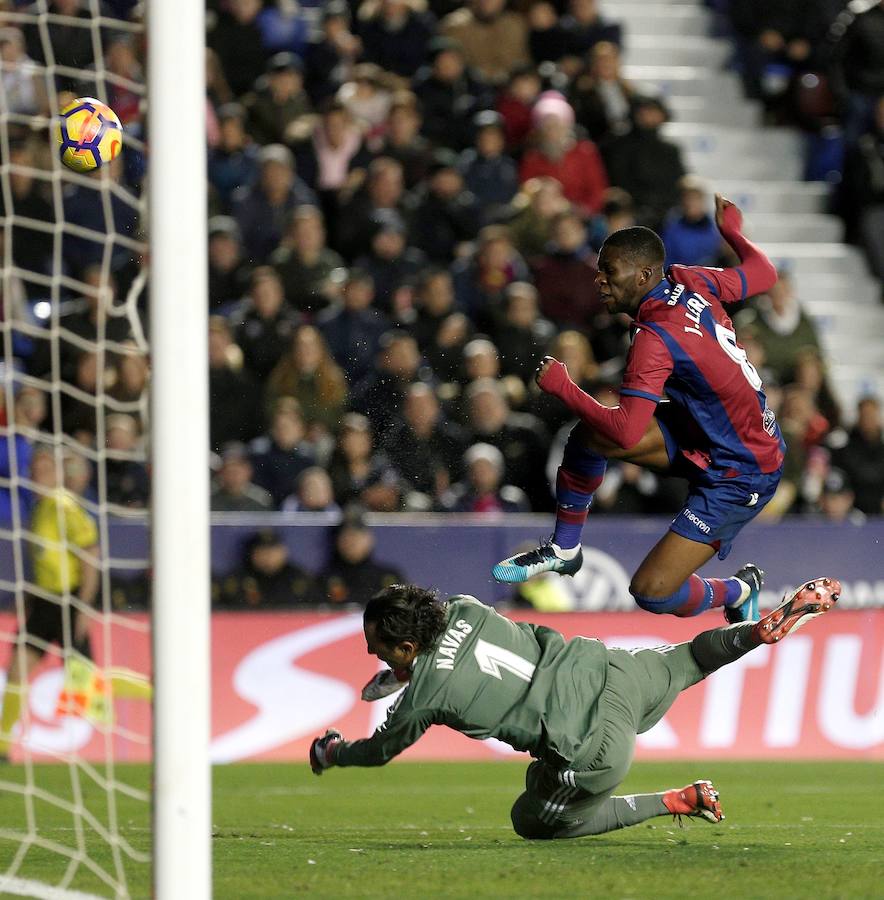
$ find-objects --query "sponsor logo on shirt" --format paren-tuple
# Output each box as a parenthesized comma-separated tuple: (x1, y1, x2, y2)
(682, 508, 711, 534)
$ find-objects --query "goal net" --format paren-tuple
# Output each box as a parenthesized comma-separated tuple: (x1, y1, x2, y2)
(0, 2, 156, 897)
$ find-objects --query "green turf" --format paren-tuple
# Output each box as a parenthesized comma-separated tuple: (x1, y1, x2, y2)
(1, 761, 882, 899)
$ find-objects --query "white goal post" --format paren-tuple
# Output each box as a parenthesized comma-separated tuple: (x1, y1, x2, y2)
(147, 1, 211, 898)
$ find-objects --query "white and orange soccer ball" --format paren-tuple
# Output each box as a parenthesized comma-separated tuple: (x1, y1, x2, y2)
(55, 97, 123, 172)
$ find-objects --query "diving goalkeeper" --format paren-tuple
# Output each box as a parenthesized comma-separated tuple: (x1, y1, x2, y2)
(310, 576, 840, 838)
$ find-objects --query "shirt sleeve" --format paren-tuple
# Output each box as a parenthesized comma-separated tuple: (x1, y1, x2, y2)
(620, 328, 674, 403)
(65, 498, 99, 549)
(668, 204, 776, 303)
(334, 688, 435, 768)
(539, 330, 672, 450)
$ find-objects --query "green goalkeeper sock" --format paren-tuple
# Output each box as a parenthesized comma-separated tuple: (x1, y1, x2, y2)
(690, 622, 759, 675)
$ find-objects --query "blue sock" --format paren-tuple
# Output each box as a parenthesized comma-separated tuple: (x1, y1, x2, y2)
(552, 432, 607, 550)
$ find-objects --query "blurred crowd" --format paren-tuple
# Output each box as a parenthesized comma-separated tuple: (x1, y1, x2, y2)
(0, 0, 883, 608)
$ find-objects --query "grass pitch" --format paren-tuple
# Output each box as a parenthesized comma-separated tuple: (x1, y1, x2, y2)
(1, 760, 882, 899)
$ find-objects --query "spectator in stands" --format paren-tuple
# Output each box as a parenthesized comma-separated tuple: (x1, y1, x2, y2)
(293, 101, 372, 224)
(254, 1, 310, 58)
(336, 63, 395, 144)
(384, 382, 470, 507)
(304, 2, 361, 105)
(209, 216, 251, 311)
(527, 329, 602, 433)
(530, 209, 603, 332)
(526, 2, 566, 68)
(353, 211, 427, 314)
(105, 34, 143, 126)
(206, 47, 235, 112)
(269, 205, 345, 316)
(506, 176, 571, 260)
(23, 0, 94, 92)
(281, 466, 341, 512)
(375, 92, 434, 189)
(569, 41, 635, 144)
(828, 0, 884, 146)
(0, 143, 53, 292)
(412, 36, 490, 149)
(832, 395, 884, 515)
(63, 448, 97, 507)
(104, 414, 149, 509)
(793, 347, 842, 431)
(108, 342, 149, 432)
(319, 513, 404, 605)
(460, 110, 520, 226)
(265, 324, 349, 435)
(234, 267, 299, 383)
(816, 467, 866, 525)
(727, 0, 813, 115)
(60, 267, 131, 379)
(353, 330, 433, 434)
(443, 441, 530, 513)
(440, 0, 530, 86)
(207, 0, 269, 98)
(208, 316, 263, 451)
(232, 143, 317, 264)
(661, 176, 724, 267)
(410, 269, 473, 381)
(244, 52, 312, 147)
(586, 187, 638, 251)
(358, 0, 436, 78)
(840, 96, 884, 289)
(494, 281, 557, 386)
(601, 94, 685, 230)
(496, 65, 542, 154)
(328, 412, 403, 511)
(214, 528, 319, 608)
(451, 225, 528, 327)
(336, 157, 409, 259)
(60, 351, 104, 444)
(0, 389, 36, 526)
(463, 378, 551, 511)
(211, 442, 274, 512)
(249, 397, 316, 508)
(408, 148, 480, 262)
(461, 337, 501, 387)
(560, 0, 623, 62)
(209, 104, 260, 214)
(0, 27, 44, 116)
(318, 268, 390, 387)
(733, 269, 822, 386)
(520, 91, 609, 216)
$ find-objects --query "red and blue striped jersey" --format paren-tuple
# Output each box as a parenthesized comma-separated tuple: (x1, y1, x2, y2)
(621, 277, 785, 477)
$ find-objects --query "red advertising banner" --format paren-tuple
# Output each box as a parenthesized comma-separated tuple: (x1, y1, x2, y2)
(1, 610, 882, 762)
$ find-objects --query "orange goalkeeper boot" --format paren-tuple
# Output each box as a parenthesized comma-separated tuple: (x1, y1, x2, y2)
(753, 576, 841, 644)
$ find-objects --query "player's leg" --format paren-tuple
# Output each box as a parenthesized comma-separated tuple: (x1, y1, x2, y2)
(0, 642, 43, 760)
(493, 419, 672, 583)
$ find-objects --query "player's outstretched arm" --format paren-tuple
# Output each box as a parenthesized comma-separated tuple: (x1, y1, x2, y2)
(669, 193, 777, 303)
(536, 355, 661, 450)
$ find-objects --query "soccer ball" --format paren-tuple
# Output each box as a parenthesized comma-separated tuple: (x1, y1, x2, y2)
(55, 97, 123, 172)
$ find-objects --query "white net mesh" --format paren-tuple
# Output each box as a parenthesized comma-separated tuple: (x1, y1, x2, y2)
(1, 2, 151, 897)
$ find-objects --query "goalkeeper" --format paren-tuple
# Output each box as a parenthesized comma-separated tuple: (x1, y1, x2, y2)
(311, 577, 840, 838)
(0, 447, 150, 761)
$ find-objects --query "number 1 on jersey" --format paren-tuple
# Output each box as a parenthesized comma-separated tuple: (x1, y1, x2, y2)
(473, 638, 536, 683)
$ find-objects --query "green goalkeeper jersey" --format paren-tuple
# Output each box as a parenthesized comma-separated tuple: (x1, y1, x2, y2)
(335, 596, 612, 769)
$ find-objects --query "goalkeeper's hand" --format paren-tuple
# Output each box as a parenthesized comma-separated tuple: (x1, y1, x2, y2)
(361, 667, 411, 702)
(309, 729, 343, 775)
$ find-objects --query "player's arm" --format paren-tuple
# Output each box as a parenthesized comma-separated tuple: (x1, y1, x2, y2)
(535, 330, 673, 449)
(310, 691, 433, 772)
(669, 194, 777, 303)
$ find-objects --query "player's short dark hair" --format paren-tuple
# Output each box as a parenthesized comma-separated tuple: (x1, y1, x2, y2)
(602, 226, 665, 268)
(364, 584, 448, 650)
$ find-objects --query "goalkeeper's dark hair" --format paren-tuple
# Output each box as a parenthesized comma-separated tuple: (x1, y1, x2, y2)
(364, 584, 448, 650)
(602, 226, 665, 268)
